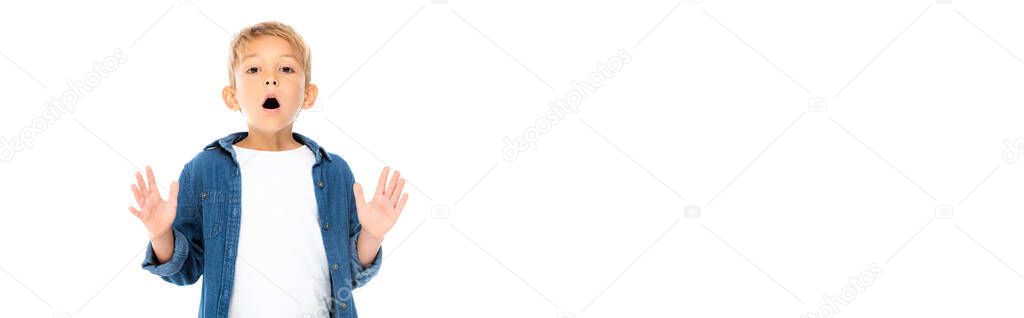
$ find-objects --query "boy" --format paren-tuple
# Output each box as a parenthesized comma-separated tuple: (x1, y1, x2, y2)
(127, 21, 408, 318)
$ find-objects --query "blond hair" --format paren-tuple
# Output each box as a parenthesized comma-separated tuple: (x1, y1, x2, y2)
(227, 21, 311, 87)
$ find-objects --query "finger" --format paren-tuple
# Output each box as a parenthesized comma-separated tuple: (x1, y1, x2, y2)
(385, 170, 400, 199)
(146, 166, 158, 196)
(395, 193, 409, 215)
(353, 183, 368, 212)
(135, 171, 148, 194)
(390, 178, 405, 204)
(130, 184, 145, 207)
(374, 167, 390, 195)
(129, 206, 142, 219)
(167, 181, 179, 206)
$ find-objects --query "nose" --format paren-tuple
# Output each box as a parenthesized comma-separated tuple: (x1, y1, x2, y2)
(264, 78, 278, 87)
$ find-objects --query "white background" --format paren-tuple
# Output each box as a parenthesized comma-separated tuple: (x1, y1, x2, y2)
(2, 0, 1024, 317)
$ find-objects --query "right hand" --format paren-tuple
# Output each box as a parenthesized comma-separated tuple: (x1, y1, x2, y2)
(129, 165, 179, 240)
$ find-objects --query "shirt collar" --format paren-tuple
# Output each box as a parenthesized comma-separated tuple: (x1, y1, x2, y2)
(204, 131, 332, 164)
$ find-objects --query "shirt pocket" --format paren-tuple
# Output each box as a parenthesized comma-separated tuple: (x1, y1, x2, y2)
(200, 189, 226, 240)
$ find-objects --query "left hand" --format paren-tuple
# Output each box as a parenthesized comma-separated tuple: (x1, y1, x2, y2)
(353, 167, 409, 239)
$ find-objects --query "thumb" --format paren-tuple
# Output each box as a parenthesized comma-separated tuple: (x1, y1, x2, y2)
(353, 183, 367, 212)
(168, 181, 179, 205)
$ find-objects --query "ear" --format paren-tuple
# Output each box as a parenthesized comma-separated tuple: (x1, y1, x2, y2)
(222, 86, 239, 112)
(302, 83, 318, 111)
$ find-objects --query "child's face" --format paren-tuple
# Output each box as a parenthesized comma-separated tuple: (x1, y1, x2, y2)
(223, 36, 316, 134)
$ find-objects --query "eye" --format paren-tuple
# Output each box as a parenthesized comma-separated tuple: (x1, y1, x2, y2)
(245, 66, 260, 74)
(280, 66, 295, 74)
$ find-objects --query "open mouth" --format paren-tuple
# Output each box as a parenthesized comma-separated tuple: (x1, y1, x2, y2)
(262, 97, 280, 109)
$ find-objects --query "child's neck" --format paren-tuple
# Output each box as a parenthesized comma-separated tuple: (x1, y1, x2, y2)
(236, 127, 303, 151)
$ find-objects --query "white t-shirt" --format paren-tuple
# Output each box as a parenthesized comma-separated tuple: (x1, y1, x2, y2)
(228, 144, 331, 318)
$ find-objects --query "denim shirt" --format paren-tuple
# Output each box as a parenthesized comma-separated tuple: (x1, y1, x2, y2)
(141, 132, 382, 318)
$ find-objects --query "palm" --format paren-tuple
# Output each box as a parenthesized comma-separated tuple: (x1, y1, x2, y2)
(129, 166, 179, 239)
(353, 167, 409, 239)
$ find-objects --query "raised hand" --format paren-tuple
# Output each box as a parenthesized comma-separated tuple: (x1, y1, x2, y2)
(352, 167, 409, 239)
(129, 166, 179, 240)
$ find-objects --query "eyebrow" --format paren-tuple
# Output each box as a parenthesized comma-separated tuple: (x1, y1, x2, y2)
(242, 53, 298, 60)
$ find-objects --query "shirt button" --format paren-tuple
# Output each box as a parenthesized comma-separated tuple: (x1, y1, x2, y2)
(331, 263, 340, 271)
(323, 222, 330, 230)
(339, 302, 348, 310)
(317, 180, 325, 188)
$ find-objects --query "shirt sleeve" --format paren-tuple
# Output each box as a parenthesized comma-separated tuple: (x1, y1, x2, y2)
(345, 165, 382, 288)
(141, 161, 205, 286)
(349, 229, 383, 288)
